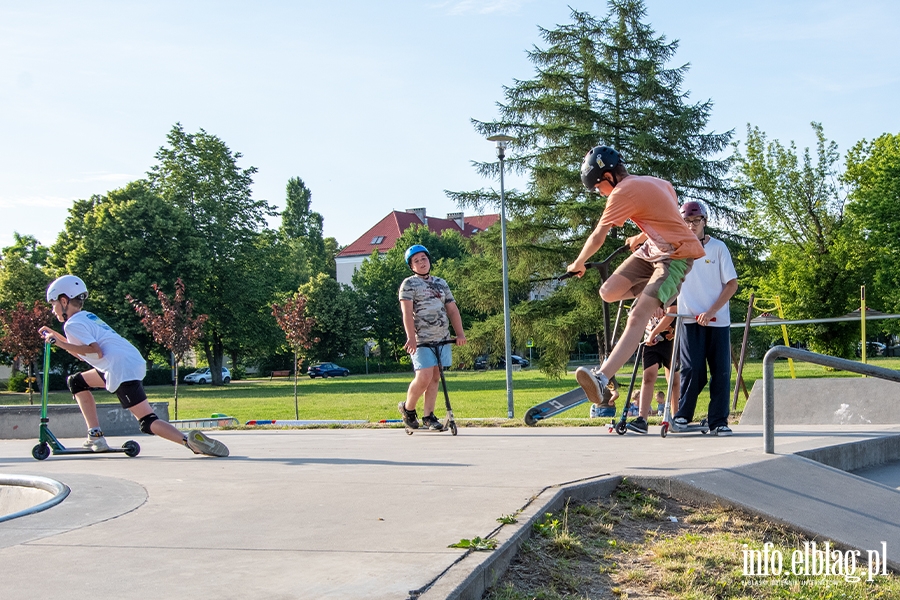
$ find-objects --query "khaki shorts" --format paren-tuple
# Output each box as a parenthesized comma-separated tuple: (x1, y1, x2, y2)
(612, 254, 693, 307)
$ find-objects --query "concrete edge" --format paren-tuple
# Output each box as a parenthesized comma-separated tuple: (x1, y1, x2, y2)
(795, 433, 900, 472)
(419, 475, 623, 600)
(0, 474, 70, 523)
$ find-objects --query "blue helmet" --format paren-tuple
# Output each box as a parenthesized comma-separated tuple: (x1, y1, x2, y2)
(404, 244, 431, 268)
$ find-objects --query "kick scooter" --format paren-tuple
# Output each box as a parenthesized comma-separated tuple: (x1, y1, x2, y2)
(404, 339, 458, 436)
(32, 340, 141, 460)
(659, 316, 709, 438)
(524, 246, 629, 426)
(608, 343, 645, 435)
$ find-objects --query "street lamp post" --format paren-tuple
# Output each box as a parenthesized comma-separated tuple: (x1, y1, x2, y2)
(487, 134, 516, 418)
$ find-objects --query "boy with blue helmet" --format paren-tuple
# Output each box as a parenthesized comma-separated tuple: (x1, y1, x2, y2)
(397, 245, 466, 429)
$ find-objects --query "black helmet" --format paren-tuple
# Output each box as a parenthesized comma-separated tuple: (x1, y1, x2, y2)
(580, 145, 623, 191)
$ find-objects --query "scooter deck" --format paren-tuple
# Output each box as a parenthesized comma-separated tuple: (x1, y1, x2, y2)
(524, 388, 588, 426)
(404, 420, 458, 436)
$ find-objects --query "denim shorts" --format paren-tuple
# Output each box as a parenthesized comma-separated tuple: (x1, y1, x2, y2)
(411, 343, 452, 371)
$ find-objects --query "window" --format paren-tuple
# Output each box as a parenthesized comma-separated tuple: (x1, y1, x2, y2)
(370, 235, 385, 244)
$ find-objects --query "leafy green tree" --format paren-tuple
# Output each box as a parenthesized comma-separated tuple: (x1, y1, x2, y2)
(844, 132, 900, 334)
(279, 177, 329, 286)
(0, 233, 51, 310)
(734, 123, 867, 356)
(298, 273, 363, 361)
(447, 0, 735, 374)
(48, 180, 205, 357)
(147, 124, 277, 383)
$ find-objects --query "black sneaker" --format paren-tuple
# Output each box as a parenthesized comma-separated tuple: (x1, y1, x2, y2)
(710, 425, 733, 437)
(422, 413, 444, 430)
(398, 401, 419, 429)
(626, 417, 648, 434)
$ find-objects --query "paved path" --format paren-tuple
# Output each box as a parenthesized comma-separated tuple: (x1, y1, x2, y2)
(1, 424, 899, 599)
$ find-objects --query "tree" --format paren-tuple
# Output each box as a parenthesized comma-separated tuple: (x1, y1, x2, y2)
(843, 132, 900, 330)
(47, 180, 205, 358)
(0, 300, 49, 404)
(734, 123, 866, 356)
(147, 123, 277, 383)
(0, 233, 52, 310)
(127, 279, 208, 419)
(298, 273, 364, 361)
(279, 177, 329, 287)
(446, 0, 735, 374)
(272, 293, 317, 419)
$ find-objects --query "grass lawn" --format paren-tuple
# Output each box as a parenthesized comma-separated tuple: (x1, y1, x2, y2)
(3, 356, 897, 424)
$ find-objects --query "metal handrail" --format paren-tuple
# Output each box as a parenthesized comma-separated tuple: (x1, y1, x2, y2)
(762, 346, 900, 453)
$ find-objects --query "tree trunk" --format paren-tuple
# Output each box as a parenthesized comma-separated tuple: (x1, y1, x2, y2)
(203, 330, 226, 385)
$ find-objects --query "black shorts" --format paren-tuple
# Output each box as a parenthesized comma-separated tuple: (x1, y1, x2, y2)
(97, 373, 148, 409)
(643, 339, 675, 371)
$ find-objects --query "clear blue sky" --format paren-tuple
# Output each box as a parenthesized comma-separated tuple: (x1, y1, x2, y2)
(2, 0, 897, 252)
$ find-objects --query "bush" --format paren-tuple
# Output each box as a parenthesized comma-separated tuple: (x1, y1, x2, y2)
(7, 373, 27, 392)
(144, 368, 176, 387)
(336, 356, 410, 375)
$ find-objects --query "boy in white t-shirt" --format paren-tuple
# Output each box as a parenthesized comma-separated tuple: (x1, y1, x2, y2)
(674, 203, 739, 436)
(38, 275, 228, 456)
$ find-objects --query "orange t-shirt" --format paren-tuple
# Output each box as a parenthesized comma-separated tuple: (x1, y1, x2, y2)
(598, 175, 705, 261)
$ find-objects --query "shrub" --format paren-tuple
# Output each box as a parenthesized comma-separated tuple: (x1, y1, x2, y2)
(7, 372, 28, 392)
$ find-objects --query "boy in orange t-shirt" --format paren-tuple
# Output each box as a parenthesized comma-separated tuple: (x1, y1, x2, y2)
(568, 145, 705, 416)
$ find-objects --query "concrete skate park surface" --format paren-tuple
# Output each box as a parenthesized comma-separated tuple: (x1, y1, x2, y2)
(1, 420, 900, 600)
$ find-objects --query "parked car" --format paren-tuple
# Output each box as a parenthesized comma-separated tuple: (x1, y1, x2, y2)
(856, 342, 886, 357)
(184, 367, 231, 385)
(473, 354, 530, 370)
(307, 362, 350, 378)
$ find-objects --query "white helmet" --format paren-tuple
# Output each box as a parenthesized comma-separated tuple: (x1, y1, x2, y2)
(46, 275, 89, 302)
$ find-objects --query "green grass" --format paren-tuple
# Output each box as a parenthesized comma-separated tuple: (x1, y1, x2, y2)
(5, 356, 898, 424)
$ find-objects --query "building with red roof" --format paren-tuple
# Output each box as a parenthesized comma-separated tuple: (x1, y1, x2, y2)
(335, 208, 499, 285)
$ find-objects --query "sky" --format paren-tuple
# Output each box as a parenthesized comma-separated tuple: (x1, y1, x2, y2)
(1, 0, 898, 252)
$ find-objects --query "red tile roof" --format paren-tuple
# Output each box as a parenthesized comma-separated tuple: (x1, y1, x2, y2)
(337, 211, 499, 258)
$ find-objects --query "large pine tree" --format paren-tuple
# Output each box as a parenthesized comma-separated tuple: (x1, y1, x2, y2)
(448, 1, 735, 374)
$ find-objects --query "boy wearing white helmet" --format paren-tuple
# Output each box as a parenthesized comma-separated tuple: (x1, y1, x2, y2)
(39, 275, 229, 456)
(397, 245, 467, 430)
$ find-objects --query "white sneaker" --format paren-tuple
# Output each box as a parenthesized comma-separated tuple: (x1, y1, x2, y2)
(83, 433, 109, 452)
(589, 403, 600, 418)
(576, 367, 611, 406)
(186, 430, 229, 457)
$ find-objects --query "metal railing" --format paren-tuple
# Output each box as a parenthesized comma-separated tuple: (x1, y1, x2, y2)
(762, 346, 900, 453)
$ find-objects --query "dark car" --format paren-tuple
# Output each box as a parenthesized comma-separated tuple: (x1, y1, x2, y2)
(856, 342, 886, 357)
(473, 354, 530, 370)
(307, 362, 350, 378)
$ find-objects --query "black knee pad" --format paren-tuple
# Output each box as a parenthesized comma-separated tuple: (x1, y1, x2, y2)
(138, 413, 159, 435)
(67, 373, 91, 395)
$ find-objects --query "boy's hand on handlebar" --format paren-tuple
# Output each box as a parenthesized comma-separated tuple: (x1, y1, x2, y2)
(625, 234, 644, 252)
(455, 335, 467, 346)
(566, 260, 586, 277)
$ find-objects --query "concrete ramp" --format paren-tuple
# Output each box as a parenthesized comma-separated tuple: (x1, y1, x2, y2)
(742, 377, 900, 425)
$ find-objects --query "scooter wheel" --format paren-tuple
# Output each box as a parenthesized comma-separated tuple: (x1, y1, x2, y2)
(524, 408, 539, 427)
(32, 443, 51, 461)
(406, 429, 414, 435)
(123, 440, 141, 457)
(660, 422, 669, 438)
(615, 421, 627, 435)
(450, 422, 458, 436)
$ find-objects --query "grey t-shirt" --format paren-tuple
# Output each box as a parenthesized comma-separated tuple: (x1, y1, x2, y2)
(398, 275, 455, 344)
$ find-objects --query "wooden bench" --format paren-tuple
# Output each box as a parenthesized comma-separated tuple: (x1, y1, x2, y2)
(270, 370, 291, 380)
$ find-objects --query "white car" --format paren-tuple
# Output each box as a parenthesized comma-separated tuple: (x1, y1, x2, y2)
(183, 367, 231, 385)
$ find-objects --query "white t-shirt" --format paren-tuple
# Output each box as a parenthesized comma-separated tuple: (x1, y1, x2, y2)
(677, 237, 738, 327)
(63, 311, 147, 393)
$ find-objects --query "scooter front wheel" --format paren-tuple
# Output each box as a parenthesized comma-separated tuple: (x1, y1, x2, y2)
(123, 440, 141, 457)
(614, 421, 627, 435)
(660, 422, 669, 438)
(524, 408, 539, 427)
(450, 422, 458, 436)
(32, 443, 51, 461)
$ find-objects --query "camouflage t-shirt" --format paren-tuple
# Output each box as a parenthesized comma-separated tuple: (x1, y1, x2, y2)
(398, 275, 455, 344)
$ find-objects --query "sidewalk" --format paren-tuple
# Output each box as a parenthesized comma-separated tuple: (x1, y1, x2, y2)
(1, 424, 899, 599)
